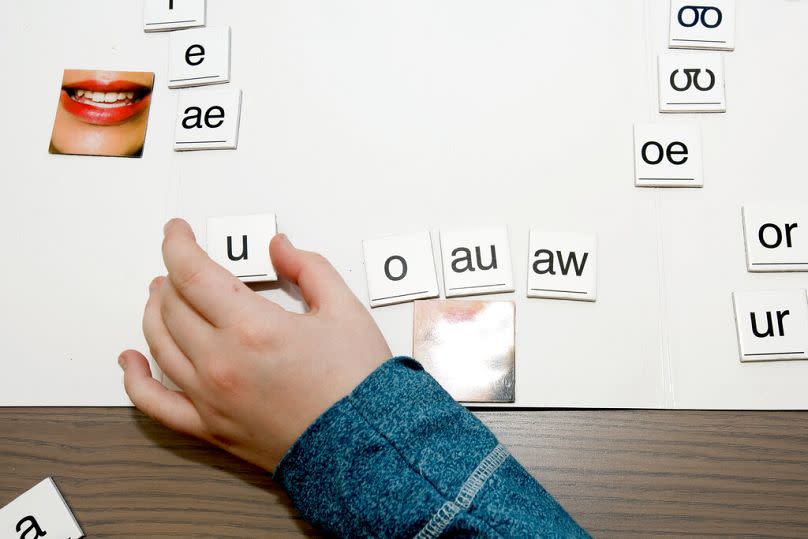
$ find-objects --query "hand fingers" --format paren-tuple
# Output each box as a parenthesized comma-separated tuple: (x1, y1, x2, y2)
(119, 349, 207, 439)
(159, 278, 216, 366)
(162, 218, 269, 328)
(269, 234, 355, 311)
(143, 276, 197, 390)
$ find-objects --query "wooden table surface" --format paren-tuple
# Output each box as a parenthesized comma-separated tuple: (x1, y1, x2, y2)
(1, 408, 807, 538)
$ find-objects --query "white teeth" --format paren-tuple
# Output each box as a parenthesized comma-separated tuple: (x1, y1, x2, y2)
(71, 88, 139, 105)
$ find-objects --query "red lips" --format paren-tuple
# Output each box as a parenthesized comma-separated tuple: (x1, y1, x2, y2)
(60, 79, 152, 126)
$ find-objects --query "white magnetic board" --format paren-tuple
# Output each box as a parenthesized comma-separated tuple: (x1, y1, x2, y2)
(1, 0, 806, 408)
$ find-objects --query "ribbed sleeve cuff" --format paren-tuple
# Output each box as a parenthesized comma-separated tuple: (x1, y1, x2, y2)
(273, 356, 502, 537)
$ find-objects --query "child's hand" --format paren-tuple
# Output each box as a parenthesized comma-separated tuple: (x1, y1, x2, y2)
(118, 218, 392, 472)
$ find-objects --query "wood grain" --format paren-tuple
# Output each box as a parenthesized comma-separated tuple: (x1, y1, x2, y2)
(1, 409, 807, 538)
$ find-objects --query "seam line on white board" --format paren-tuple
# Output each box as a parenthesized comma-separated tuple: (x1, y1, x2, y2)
(656, 188, 676, 408)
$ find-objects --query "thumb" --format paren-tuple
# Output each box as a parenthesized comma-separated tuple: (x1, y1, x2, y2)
(269, 234, 354, 310)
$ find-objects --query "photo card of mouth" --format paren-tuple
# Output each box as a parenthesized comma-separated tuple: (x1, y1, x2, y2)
(49, 69, 155, 158)
(413, 299, 515, 403)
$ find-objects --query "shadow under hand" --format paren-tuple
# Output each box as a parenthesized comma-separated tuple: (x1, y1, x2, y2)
(130, 408, 320, 536)
(247, 276, 309, 314)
